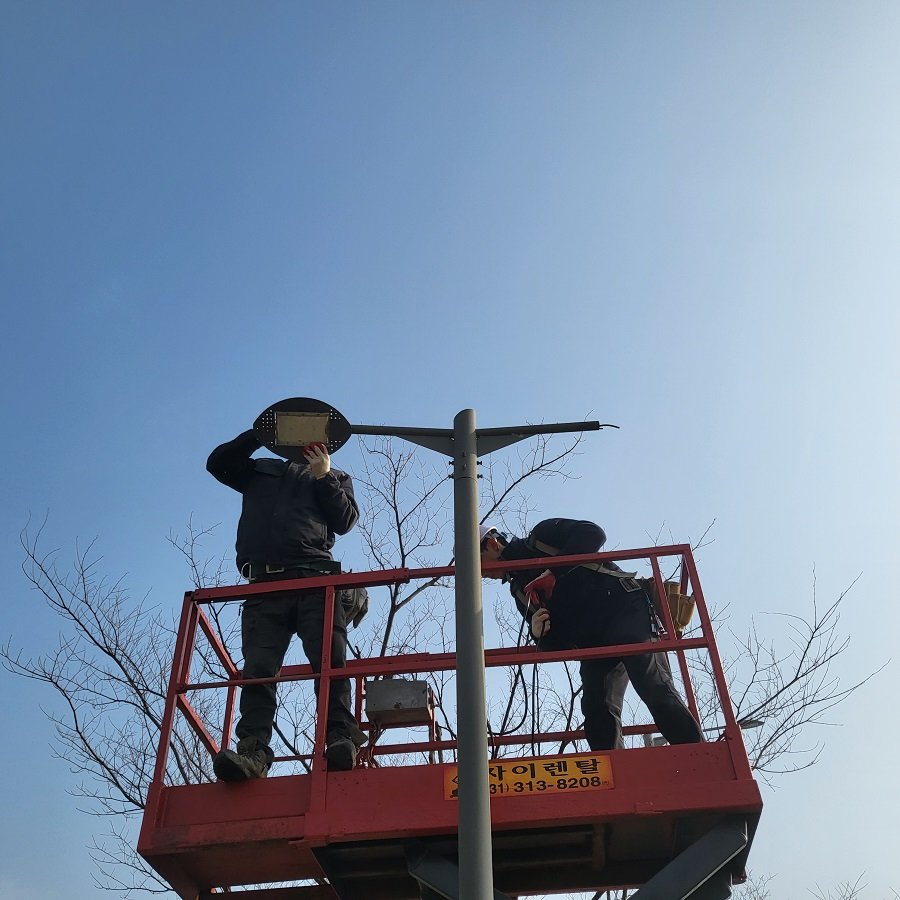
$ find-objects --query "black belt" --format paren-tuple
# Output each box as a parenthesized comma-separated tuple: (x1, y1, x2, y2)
(241, 560, 340, 582)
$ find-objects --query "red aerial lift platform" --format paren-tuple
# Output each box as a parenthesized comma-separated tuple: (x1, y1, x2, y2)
(138, 545, 763, 899)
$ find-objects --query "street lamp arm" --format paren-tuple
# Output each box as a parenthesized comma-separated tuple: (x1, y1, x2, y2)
(351, 421, 616, 440)
(351, 424, 454, 438)
(351, 421, 617, 459)
(476, 421, 613, 437)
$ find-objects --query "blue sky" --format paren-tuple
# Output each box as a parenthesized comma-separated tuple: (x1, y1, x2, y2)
(2, 3, 898, 897)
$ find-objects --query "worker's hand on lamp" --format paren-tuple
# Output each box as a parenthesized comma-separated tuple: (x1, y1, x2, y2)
(304, 442, 331, 479)
(531, 608, 551, 640)
(523, 569, 556, 605)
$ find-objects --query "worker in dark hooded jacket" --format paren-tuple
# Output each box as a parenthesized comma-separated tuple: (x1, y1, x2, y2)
(207, 429, 363, 780)
(480, 518, 702, 750)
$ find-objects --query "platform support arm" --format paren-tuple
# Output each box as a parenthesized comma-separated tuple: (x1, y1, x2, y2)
(405, 843, 512, 900)
(630, 815, 748, 900)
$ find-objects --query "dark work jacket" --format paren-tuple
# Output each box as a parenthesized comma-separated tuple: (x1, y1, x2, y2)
(502, 518, 634, 651)
(207, 430, 359, 571)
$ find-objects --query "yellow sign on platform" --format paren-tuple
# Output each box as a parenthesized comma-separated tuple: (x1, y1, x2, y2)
(444, 753, 614, 800)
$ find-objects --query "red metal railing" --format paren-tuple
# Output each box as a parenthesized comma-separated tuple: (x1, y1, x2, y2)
(145, 544, 753, 827)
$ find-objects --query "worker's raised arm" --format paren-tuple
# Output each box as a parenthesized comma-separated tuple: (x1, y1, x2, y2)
(206, 429, 261, 492)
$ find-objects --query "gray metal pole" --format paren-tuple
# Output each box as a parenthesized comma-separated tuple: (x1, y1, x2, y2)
(452, 408, 494, 899)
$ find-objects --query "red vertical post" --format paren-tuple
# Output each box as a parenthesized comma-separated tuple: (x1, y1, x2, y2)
(140, 592, 199, 844)
(650, 554, 699, 720)
(682, 549, 754, 779)
(304, 584, 337, 840)
(221, 683, 237, 752)
(354, 675, 364, 724)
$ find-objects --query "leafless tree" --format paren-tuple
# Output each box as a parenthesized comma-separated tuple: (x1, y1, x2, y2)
(685, 571, 883, 784)
(344, 434, 589, 760)
(734, 873, 775, 899)
(809, 875, 869, 900)
(735, 872, 875, 900)
(2, 515, 212, 893)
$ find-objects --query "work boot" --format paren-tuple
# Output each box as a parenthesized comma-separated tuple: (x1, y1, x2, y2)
(213, 736, 270, 783)
(325, 735, 357, 772)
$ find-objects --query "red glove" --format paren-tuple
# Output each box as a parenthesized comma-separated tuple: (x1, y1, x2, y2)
(524, 569, 556, 607)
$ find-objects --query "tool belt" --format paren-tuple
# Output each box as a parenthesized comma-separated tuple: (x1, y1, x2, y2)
(636, 578, 695, 637)
(340, 586, 369, 629)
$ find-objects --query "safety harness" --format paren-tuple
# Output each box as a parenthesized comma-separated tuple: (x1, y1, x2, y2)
(522, 537, 695, 636)
(526, 537, 643, 592)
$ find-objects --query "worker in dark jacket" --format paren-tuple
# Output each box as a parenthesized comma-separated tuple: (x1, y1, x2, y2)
(207, 429, 363, 780)
(480, 518, 703, 750)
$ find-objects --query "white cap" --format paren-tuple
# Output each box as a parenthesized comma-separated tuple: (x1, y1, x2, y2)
(479, 524, 497, 544)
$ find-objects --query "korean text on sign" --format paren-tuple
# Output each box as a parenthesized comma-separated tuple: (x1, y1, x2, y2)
(444, 753, 614, 800)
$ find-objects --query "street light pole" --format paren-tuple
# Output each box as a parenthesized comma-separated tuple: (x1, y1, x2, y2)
(452, 409, 494, 898)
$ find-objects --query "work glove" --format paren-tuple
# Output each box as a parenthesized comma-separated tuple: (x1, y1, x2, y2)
(304, 442, 331, 479)
(523, 569, 556, 605)
(531, 608, 551, 640)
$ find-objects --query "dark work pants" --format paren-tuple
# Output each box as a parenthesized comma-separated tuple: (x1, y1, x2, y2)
(235, 580, 356, 759)
(581, 652, 703, 750)
(580, 661, 629, 750)
(564, 573, 703, 750)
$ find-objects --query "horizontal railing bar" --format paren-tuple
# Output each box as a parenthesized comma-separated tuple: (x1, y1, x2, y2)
(188, 546, 693, 603)
(182, 637, 707, 692)
(271, 722, 672, 763)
